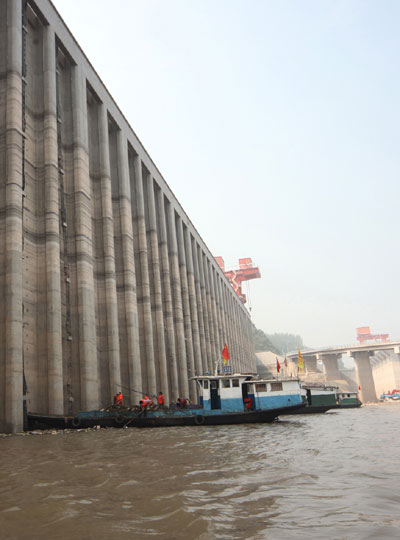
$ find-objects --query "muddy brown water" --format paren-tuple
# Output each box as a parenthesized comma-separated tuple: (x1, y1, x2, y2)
(1, 404, 399, 539)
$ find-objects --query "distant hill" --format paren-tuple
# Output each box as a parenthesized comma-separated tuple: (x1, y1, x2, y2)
(252, 324, 303, 355)
(251, 324, 280, 354)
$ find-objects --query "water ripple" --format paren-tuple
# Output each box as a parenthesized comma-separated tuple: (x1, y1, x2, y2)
(0, 405, 400, 539)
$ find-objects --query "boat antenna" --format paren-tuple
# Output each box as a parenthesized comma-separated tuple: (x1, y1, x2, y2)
(214, 355, 221, 376)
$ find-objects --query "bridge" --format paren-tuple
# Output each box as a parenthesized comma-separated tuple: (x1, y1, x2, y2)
(287, 342, 400, 403)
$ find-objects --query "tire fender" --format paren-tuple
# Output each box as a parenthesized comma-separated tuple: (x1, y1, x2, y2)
(71, 417, 81, 428)
(194, 414, 205, 426)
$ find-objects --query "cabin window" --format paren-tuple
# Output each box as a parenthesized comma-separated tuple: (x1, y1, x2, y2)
(222, 380, 231, 388)
(211, 381, 218, 390)
(270, 382, 283, 392)
(247, 384, 254, 393)
(255, 383, 266, 392)
(232, 379, 239, 387)
(203, 380, 209, 389)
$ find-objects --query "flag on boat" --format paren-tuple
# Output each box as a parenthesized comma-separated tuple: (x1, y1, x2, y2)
(222, 344, 230, 365)
(276, 357, 281, 373)
(298, 348, 304, 372)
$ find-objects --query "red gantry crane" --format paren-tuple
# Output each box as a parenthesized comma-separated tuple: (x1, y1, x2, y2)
(215, 257, 261, 303)
(356, 326, 389, 345)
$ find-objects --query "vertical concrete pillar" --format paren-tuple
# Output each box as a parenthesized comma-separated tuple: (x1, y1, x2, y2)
(116, 132, 142, 402)
(215, 273, 226, 349)
(157, 189, 178, 400)
(227, 293, 236, 370)
(231, 302, 239, 371)
(223, 285, 234, 364)
(209, 262, 221, 362)
(240, 310, 246, 371)
(146, 174, 168, 403)
(167, 203, 189, 398)
(4, 0, 23, 433)
(288, 355, 299, 377)
(176, 219, 196, 399)
(352, 351, 378, 403)
(133, 156, 156, 395)
(304, 354, 319, 374)
(236, 304, 245, 372)
(216, 276, 230, 369)
(184, 229, 203, 378)
(393, 349, 400, 386)
(210, 266, 223, 360)
(219, 278, 229, 343)
(225, 289, 237, 368)
(43, 24, 63, 415)
(247, 317, 255, 372)
(320, 353, 341, 382)
(242, 311, 250, 372)
(98, 104, 121, 398)
(71, 63, 98, 410)
(192, 241, 209, 374)
(201, 251, 215, 372)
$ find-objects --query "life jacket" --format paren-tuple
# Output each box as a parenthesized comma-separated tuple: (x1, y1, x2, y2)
(116, 393, 123, 405)
(244, 397, 252, 410)
(141, 395, 152, 407)
(157, 394, 165, 405)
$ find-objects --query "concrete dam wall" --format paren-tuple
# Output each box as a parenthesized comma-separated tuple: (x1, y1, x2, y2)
(0, 0, 256, 433)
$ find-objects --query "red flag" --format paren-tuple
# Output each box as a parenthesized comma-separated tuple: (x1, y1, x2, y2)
(276, 357, 281, 373)
(358, 385, 361, 391)
(222, 344, 230, 365)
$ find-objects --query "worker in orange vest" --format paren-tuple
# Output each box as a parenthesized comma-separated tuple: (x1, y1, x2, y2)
(115, 392, 123, 406)
(177, 397, 187, 408)
(157, 392, 165, 407)
(140, 394, 153, 408)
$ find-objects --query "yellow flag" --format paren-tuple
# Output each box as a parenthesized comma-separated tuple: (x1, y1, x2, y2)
(298, 348, 304, 372)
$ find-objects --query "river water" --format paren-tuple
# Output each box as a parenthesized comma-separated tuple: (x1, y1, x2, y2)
(1, 404, 399, 540)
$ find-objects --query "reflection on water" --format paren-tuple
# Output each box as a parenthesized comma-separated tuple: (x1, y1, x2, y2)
(1, 405, 400, 539)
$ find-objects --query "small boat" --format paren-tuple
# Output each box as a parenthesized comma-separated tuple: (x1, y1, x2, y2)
(27, 374, 305, 429)
(380, 389, 400, 402)
(336, 391, 362, 408)
(280, 382, 340, 414)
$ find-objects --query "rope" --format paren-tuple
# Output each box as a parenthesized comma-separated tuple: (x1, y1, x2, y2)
(116, 383, 158, 401)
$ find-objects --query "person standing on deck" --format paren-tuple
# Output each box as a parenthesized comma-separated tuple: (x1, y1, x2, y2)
(157, 392, 165, 408)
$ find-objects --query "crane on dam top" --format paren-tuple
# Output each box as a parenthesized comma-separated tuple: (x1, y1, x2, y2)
(356, 326, 389, 345)
(215, 257, 261, 304)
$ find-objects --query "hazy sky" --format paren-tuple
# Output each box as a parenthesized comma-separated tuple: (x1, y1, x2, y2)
(52, 0, 400, 348)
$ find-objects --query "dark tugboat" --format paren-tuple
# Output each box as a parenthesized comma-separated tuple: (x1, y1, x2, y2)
(28, 374, 305, 429)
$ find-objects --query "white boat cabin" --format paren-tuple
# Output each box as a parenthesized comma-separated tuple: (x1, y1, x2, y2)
(193, 374, 303, 412)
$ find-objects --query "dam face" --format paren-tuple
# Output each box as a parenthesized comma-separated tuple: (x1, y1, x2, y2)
(0, 0, 255, 432)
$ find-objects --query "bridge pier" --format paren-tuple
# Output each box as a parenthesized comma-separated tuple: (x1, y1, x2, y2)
(320, 353, 342, 382)
(351, 351, 378, 403)
(304, 354, 319, 374)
